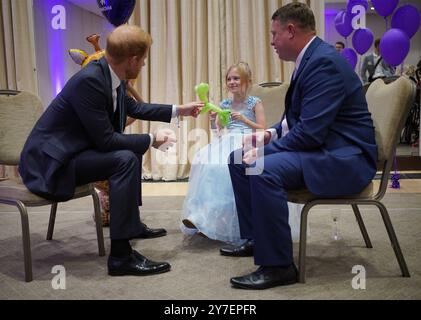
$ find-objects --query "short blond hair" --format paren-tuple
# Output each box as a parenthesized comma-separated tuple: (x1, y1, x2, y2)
(225, 62, 253, 93)
(106, 25, 152, 64)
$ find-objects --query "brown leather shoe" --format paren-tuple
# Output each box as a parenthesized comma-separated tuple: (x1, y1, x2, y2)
(182, 219, 197, 229)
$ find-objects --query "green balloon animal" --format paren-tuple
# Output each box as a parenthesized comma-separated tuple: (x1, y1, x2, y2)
(195, 83, 231, 128)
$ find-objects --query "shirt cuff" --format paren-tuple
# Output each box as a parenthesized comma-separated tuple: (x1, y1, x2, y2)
(267, 128, 278, 142)
(148, 133, 154, 149)
(172, 105, 178, 118)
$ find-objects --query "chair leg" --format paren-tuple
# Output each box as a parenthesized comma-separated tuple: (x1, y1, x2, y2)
(15, 201, 33, 282)
(46, 203, 58, 240)
(298, 203, 311, 283)
(92, 191, 105, 256)
(351, 204, 373, 248)
(375, 202, 410, 277)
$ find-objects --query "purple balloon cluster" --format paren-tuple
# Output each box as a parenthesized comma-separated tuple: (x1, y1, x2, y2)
(337, 0, 421, 68)
(377, 2, 420, 66)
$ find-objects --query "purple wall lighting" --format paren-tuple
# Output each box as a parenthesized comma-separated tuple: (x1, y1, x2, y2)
(49, 0, 67, 96)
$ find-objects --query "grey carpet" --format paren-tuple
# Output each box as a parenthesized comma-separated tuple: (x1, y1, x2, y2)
(0, 194, 420, 300)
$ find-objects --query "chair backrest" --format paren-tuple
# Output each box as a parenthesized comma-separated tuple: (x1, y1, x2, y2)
(0, 90, 44, 166)
(366, 77, 416, 163)
(249, 82, 289, 127)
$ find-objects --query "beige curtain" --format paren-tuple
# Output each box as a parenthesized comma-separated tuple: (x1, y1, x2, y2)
(130, 0, 323, 181)
(0, 0, 37, 180)
(0, 0, 323, 181)
(131, 0, 284, 181)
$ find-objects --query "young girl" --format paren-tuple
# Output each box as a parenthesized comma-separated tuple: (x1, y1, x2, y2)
(181, 62, 262, 244)
(181, 62, 303, 244)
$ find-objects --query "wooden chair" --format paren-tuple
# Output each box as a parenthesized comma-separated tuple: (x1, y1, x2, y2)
(0, 90, 105, 282)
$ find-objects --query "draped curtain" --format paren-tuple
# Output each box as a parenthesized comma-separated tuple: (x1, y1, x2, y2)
(130, 0, 323, 180)
(0, 0, 37, 180)
(0, 0, 323, 181)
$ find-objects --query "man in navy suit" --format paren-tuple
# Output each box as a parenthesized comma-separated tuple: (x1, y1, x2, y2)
(19, 25, 202, 276)
(222, 3, 377, 289)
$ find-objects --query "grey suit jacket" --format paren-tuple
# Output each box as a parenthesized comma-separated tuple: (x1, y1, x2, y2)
(360, 53, 395, 83)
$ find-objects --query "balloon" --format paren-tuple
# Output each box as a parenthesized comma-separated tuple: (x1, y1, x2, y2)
(334, 10, 354, 38)
(352, 28, 374, 55)
(341, 48, 358, 70)
(96, 0, 136, 27)
(195, 83, 231, 127)
(69, 35, 105, 68)
(380, 29, 410, 66)
(371, 0, 399, 17)
(391, 4, 421, 39)
(347, 0, 368, 13)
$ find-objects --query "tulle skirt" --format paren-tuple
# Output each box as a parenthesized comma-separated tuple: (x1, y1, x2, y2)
(181, 132, 303, 244)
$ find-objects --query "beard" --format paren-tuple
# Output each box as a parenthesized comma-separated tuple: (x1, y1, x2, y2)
(125, 67, 140, 80)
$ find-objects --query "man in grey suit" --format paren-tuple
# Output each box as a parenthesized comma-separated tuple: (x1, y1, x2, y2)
(360, 38, 395, 83)
(19, 25, 203, 277)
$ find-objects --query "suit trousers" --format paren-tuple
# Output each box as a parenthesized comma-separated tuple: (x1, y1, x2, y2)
(73, 149, 143, 240)
(228, 150, 305, 267)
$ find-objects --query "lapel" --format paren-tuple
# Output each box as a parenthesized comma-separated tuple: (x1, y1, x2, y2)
(293, 37, 323, 81)
(284, 37, 323, 128)
(99, 57, 114, 119)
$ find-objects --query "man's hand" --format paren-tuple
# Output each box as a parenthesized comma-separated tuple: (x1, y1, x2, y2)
(242, 130, 271, 153)
(152, 128, 177, 151)
(177, 101, 205, 118)
(243, 147, 260, 165)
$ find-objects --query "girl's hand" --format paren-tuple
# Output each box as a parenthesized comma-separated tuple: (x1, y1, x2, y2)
(209, 111, 217, 121)
(231, 112, 245, 122)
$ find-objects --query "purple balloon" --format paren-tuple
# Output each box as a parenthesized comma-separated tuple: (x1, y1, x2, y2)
(335, 10, 354, 38)
(347, 0, 368, 14)
(97, 0, 136, 27)
(341, 48, 358, 70)
(391, 4, 421, 39)
(380, 29, 410, 67)
(371, 0, 399, 17)
(352, 28, 374, 55)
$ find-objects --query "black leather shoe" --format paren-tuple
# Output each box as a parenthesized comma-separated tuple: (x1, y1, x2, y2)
(220, 239, 254, 257)
(132, 223, 167, 239)
(230, 264, 298, 290)
(108, 250, 171, 276)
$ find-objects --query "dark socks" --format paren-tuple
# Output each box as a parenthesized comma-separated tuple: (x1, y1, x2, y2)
(110, 239, 132, 258)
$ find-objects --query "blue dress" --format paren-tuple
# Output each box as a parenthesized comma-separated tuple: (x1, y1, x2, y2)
(181, 96, 302, 244)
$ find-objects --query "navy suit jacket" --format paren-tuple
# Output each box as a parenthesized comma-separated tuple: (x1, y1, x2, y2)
(19, 57, 173, 201)
(264, 37, 377, 197)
